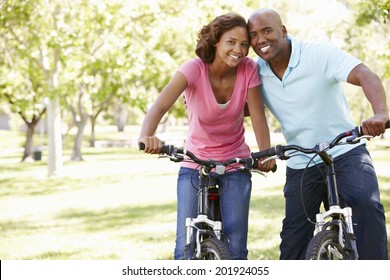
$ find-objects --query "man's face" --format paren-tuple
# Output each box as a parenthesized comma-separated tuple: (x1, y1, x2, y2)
(248, 13, 287, 61)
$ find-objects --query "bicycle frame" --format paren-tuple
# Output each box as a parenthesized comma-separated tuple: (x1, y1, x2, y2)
(252, 121, 390, 259)
(315, 148, 358, 258)
(185, 165, 224, 259)
(139, 143, 261, 259)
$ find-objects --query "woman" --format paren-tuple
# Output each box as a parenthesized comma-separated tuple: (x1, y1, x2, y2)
(138, 13, 274, 259)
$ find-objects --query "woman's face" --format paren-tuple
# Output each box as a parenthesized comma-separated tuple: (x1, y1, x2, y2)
(214, 26, 249, 68)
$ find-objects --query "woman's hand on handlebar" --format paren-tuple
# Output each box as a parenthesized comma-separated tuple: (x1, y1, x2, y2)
(257, 157, 276, 173)
(138, 136, 163, 154)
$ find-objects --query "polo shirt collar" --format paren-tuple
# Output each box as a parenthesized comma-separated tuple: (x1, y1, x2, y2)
(288, 35, 300, 68)
(259, 35, 300, 76)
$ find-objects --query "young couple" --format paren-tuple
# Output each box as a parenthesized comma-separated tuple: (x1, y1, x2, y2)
(139, 9, 389, 260)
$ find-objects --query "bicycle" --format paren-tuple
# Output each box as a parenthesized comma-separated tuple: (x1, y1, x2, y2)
(139, 142, 271, 260)
(251, 121, 390, 260)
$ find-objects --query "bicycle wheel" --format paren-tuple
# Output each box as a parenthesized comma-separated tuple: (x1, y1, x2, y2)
(199, 237, 231, 260)
(305, 230, 351, 260)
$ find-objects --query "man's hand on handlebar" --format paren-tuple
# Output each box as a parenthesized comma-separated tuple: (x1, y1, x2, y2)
(361, 114, 389, 137)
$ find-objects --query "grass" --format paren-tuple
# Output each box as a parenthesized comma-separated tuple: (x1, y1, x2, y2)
(0, 128, 389, 260)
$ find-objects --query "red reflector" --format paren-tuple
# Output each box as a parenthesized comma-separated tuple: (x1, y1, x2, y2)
(208, 190, 219, 200)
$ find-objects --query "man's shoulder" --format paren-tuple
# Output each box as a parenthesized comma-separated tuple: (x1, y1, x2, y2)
(295, 37, 338, 53)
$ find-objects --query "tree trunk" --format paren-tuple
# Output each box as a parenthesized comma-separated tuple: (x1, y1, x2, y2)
(22, 124, 35, 162)
(71, 115, 88, 161)
(89, 116, 96, 148)
(47, 97, 63, 176)
(114, 102, 127, 132)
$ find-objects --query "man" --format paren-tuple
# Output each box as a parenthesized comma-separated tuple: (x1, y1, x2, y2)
(248, 8, 389, 259)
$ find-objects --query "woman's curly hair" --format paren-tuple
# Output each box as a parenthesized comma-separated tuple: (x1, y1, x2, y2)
(195, 13, 248, 63)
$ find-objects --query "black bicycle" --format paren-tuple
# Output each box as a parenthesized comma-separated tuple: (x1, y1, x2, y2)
(140, 143, 269, 259)
(252, 121, 390, 260)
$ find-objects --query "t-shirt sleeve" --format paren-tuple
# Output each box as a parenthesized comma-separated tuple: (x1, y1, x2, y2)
(177, 59, 202, 88)
(320, 42, 362, 82)
(246, 58, 262, 88)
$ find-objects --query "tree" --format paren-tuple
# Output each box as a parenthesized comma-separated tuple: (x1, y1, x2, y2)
(62, 0, 125, 157)
(342, 0, 390, 123)
(4, 0, 387, 163)
(0, 61, 46, 161)
(0, 0, 64, 170)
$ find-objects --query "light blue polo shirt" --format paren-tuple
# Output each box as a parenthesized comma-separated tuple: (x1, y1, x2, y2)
(257, 36, 364, 169)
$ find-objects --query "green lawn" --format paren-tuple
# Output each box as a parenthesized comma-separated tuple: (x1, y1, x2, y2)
(0, 128, 389, 260)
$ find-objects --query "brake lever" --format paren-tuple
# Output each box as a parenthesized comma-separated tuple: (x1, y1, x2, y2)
(241, 159, 267, 176)
(260, 153, 290, 165)
(250, 169, 266, 177)
(158, 154, 184, 162)
(346, 135, 373, 143)
(260, 155, 277, 165)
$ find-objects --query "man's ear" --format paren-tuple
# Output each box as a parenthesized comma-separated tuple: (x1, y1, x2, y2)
(282, 25, 288, 38)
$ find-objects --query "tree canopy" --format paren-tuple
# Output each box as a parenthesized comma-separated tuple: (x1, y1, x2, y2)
(0, 0, 389, 169)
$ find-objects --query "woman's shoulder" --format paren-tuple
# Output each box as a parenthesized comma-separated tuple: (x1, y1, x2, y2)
(180, 58, 207, 70)
(178, 58, 208, 85)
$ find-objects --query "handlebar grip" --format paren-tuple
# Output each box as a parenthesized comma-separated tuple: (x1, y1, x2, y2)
(161, 145, 175, 155)
(357, 120, 390, 136)
(251, 146, 278, 159)
(138, 142, 174, 155)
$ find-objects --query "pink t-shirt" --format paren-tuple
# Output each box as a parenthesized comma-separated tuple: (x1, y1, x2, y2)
(178, 57, 261, 169)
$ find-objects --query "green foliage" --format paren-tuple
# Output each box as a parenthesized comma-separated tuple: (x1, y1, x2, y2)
(1, 0, 389, 132)
(353, 0, 389, 25)
(344, 0, 390, 107)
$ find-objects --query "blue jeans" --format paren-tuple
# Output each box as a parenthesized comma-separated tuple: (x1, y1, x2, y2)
(280, 145, 388, 259)
(174, 167, 252, 260)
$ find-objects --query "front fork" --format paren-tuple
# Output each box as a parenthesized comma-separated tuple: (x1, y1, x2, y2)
(315, 206, 358, 258)
(186, 168, 223, 258)
(185, 215, 222, 258)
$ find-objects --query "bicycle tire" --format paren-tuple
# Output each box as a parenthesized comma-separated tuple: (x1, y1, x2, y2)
(305, 230, 351, 260)
(199, 238, 231, 260)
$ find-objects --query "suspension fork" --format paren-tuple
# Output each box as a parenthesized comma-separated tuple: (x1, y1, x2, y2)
(316, 151, 357, 257)
(185, 167, 223, 258)
(185, 166, 213, 249)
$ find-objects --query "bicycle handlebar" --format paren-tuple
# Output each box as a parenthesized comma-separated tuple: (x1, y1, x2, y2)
(139, 121, 389, 169)
(251, 121, 390, 160)
(139, 142, 277, 172)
